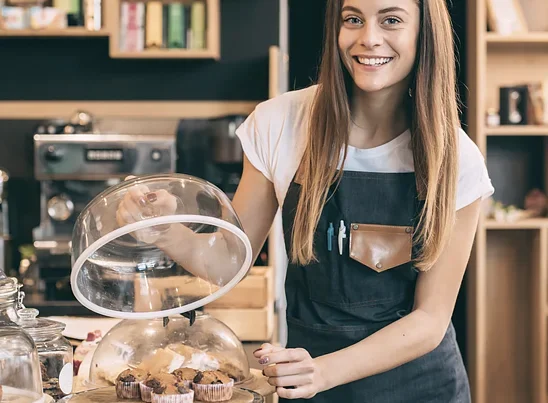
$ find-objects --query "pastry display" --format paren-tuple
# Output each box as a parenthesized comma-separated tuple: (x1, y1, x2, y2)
(192, 370, 235, 402)
(115, 368, 149, 399)
(88, 314, 251, 389)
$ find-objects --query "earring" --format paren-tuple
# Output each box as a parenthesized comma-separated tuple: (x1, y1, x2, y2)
(408, 88, 413, 98)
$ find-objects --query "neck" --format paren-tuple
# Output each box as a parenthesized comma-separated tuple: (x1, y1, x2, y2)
(349, 82, 411, 149)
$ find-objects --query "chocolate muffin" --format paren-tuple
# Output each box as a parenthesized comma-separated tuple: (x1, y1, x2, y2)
(140, 373, 177, 402)
(151, 383, 194, 403)
(192, 370, 234, 402)
(171, 367, 198, 387)
(115, 368, 149, 399)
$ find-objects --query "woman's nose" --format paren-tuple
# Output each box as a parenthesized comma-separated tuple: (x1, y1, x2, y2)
(358, 22, 383, 48)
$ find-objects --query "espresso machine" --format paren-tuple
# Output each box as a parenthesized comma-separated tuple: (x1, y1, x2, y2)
(32, 115, 176, 301)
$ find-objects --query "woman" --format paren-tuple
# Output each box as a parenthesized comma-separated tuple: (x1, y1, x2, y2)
(117, 0, 494, 400)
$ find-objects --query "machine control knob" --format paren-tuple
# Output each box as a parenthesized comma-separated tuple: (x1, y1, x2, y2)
(47, 194, 74, 221)
(44, 145, 64, 162)
(151, 149, 162, 161)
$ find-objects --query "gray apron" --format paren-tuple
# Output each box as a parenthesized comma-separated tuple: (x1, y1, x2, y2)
(280, 170, 471, 402)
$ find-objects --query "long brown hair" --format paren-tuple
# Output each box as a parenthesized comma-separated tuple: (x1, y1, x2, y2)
(291, 0, 460, 272)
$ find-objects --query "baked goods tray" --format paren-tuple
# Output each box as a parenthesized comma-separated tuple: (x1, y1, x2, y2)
(56, 387, 264, 403)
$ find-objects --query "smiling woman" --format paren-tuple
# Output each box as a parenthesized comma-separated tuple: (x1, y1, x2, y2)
(114, 0, 494, 401)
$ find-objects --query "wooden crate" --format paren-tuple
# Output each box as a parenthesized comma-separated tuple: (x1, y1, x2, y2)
(204, 306, 275, 342)
(204, 267, 275, 341)
(207, 266, 273, 309)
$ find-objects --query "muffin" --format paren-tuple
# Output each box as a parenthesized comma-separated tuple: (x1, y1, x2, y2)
(116, 368, 149, 399)
(171, 367, 198, 388)
(151, 383, 194, 403)
(192, 370, 234, 402)
(140, 373, 178, 403)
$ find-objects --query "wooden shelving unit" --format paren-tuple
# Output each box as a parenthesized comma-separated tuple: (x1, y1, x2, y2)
(0, 28, 109, 37)
(0, 100, 257, 119)
(486, 32, 548, 44)
(108, 0, 220, 59)
(0, 0, 220, 60)
(467, 1, 548, 402)
(486, 126, 548, 136)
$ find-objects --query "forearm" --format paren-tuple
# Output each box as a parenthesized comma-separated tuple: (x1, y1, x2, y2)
(316, 309, 444, 391)
(155, 223, 238, 285)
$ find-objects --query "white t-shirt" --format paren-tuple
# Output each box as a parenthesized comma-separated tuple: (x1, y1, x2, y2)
(235, 85, 494, 211)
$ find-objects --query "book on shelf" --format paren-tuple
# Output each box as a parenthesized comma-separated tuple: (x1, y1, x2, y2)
(119, 0, 206, 52)
(0, 0, 102, 31)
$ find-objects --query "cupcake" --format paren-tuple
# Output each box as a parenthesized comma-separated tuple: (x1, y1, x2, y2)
(151, 383, 194, 403)
(140, 373, 177, 403)
(171, 367, 198, 388)
(192, 370, 234, 402)
(116, 368, 149, 399)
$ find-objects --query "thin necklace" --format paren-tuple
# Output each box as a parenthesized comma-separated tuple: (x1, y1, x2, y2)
(349, 116, 366, 130)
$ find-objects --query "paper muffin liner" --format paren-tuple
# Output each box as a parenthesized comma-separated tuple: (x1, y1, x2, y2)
(139, 382, 153, 402)
(191, 379, 234, 402)
(151, 389, 194, 403)
(116, 381, 141, 399)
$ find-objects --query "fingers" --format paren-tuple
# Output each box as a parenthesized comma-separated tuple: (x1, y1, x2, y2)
(276, 385, 315, 400)
(258, 348, 310, 365)
(267, 373, 314, 388)
(127, 184, 151, 207)
(254, 343, 284, 359)
(263, 361, 314, 378)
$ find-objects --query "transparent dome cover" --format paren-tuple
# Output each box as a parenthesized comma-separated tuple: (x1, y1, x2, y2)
(71, 174, 253, 319)
(88, 313, 250, 387)
(0, 320, 45, 402)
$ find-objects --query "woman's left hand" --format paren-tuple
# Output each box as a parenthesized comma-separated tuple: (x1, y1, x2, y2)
(254, 343, 328, 399)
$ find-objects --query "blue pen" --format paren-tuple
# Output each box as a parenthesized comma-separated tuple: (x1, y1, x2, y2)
(327, 222, 334, 251)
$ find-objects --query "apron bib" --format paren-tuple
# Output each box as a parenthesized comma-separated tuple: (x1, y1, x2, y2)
(280, 171, 471, 402)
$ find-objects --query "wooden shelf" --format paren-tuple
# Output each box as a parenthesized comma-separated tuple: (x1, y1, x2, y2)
(0, 1, 221, 61)
(486, 32, 548, 44)
(0, 101, 258, 119)
(109, 48, 218, 59)
(0, 28, 109, 37)
(486, 126, 548, 136)
(485, 218, 548, 230)
(108, 0, 220, 60)
(468, 1, 548, 402)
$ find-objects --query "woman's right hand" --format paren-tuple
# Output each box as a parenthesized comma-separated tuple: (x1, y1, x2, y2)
(115, 177, 179, 245)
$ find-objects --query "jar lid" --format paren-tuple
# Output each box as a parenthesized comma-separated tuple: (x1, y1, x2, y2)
(0, 277, 20, 298)
(16, 308, 66, 338)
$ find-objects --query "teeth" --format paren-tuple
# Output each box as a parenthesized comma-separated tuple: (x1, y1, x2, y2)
(357, 57, 392, 66)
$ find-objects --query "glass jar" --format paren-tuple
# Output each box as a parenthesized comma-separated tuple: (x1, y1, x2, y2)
(0, 275, 24, 321)
(0, 277, 45, 402)
(17, 308, 74, 400)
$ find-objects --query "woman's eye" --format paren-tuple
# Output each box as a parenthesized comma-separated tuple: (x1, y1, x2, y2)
(383, 17, 401, 25)
(344, 16, 362, 25)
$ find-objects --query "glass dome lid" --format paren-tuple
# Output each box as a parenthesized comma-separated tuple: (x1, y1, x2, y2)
(88, 312, 250, 388)
(71, 174, 253, 319)
(0, 319, 45, 402)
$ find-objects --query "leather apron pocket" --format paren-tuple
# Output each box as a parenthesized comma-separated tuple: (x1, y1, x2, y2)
(349, 224, 413, 272)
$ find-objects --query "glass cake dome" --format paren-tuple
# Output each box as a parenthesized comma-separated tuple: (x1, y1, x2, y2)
(70, 174, 253, 319)
(87, 312, 250, 387)
(0, 278, 45, 403)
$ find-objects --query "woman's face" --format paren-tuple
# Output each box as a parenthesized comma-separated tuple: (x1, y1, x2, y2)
(338, 0, 420, 94)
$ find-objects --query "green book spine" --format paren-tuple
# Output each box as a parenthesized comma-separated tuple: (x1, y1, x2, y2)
(168, 3, 184, 48)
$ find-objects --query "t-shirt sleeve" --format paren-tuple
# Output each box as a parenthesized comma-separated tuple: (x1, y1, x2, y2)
(235, 106, 274, 183)
(456, 128, 495, 211)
